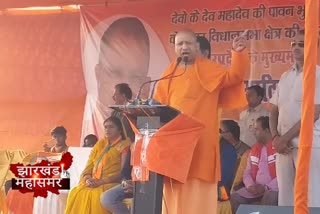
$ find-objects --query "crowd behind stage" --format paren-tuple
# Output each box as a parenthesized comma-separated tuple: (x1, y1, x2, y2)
(1, 28, 320, 214)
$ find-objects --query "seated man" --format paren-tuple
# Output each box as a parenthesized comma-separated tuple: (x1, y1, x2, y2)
(99, 83, 134, 214)
(100, 148, 133, 214)
(220, 120, 250, 158)
(83, 134, 98, 147)
(111, 83, 135, 142)
(6, 126, 69, 214)
(43, 126, 69, 153)
(218, 121, 238, 201)
(196, 35, 211, 59)
(230, 116, 278, 213)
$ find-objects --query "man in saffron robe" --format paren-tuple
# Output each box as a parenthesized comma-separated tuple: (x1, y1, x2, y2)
(153, 29, 250, 214)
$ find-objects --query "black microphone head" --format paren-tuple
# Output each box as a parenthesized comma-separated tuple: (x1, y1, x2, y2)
(177, 57, 182, 64)
(183, 56, 189, 64)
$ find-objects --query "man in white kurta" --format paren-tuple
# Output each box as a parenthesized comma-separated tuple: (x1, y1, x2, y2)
(269, 29, 320, 207)
(239, 85, 269, 147)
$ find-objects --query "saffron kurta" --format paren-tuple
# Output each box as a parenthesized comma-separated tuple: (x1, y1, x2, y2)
(65, 137, 130, 214)
(154, 50, 249, 183)
(154, 50, 249, 214)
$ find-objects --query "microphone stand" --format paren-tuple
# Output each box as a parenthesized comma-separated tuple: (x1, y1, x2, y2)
(132, 57, 182, 105)
(147, 56, 189, 105)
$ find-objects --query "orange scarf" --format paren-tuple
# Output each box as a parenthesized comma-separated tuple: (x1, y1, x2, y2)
(92, 136, 122, 179)
(155, 54, 248, 111)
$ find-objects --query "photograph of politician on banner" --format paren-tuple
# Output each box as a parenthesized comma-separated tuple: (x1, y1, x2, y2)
(80, 14, 170, 139)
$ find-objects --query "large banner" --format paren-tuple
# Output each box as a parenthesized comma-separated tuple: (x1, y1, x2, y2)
(80, 0, 320, 139)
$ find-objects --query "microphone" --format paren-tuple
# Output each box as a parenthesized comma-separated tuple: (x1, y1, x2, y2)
(148, 57, 184, 100)
(135, 57, 182, 101)
(183, 56, 189, 65)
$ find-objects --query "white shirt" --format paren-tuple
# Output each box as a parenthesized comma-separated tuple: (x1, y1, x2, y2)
(239, 104, 269, 147)
(270, 65, 320, 147)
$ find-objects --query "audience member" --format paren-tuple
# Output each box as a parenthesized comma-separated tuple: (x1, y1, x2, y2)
(99, 83, 135, 214)
(43, 126, 69, 153)
(6, 126, 69, 214)
(65, 117, 130, 214)
(230, 116, 278, 213)
(83, 134, 98, 147)
(197, 36, 211, 59)
(111, 83, 135, 142)
(239, 85, 269, 147)
(218, 131, 237, 201)
(269, 29, 320, 207)
(220, 120, 250, 158)
(100, 147, 133, 214)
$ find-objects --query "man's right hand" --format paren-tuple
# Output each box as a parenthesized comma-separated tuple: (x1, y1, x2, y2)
(273, 136, 292, 154)
(43, 143, 51, 152)
(247, 184, 265, 195)
(232, 29, 249, 52)
(86, 178, 102, 188)
(122, 180, 134, 194)
(247, 185, 258, 194)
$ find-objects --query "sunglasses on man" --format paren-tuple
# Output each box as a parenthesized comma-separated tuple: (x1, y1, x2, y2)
(290, 41, 304, 48)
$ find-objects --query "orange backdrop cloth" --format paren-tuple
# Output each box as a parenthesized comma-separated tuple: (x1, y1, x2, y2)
(0, 12, 86, 152)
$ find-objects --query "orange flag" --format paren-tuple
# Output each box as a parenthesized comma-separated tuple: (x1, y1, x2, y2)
(128, 112, 204, 183)
(294, 0, 319, 213)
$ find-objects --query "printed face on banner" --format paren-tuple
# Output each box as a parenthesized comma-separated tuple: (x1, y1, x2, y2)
(95, 17, 152, 110)
(82, 14, 170, 138)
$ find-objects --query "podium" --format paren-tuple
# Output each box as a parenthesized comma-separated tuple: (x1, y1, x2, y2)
(110, 99, 203, 214)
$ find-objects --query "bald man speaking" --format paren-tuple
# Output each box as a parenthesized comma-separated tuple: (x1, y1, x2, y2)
(154, 29, 250, 214)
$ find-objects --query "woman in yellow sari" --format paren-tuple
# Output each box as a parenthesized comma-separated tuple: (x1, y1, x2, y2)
(65, 116, 130, 214)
